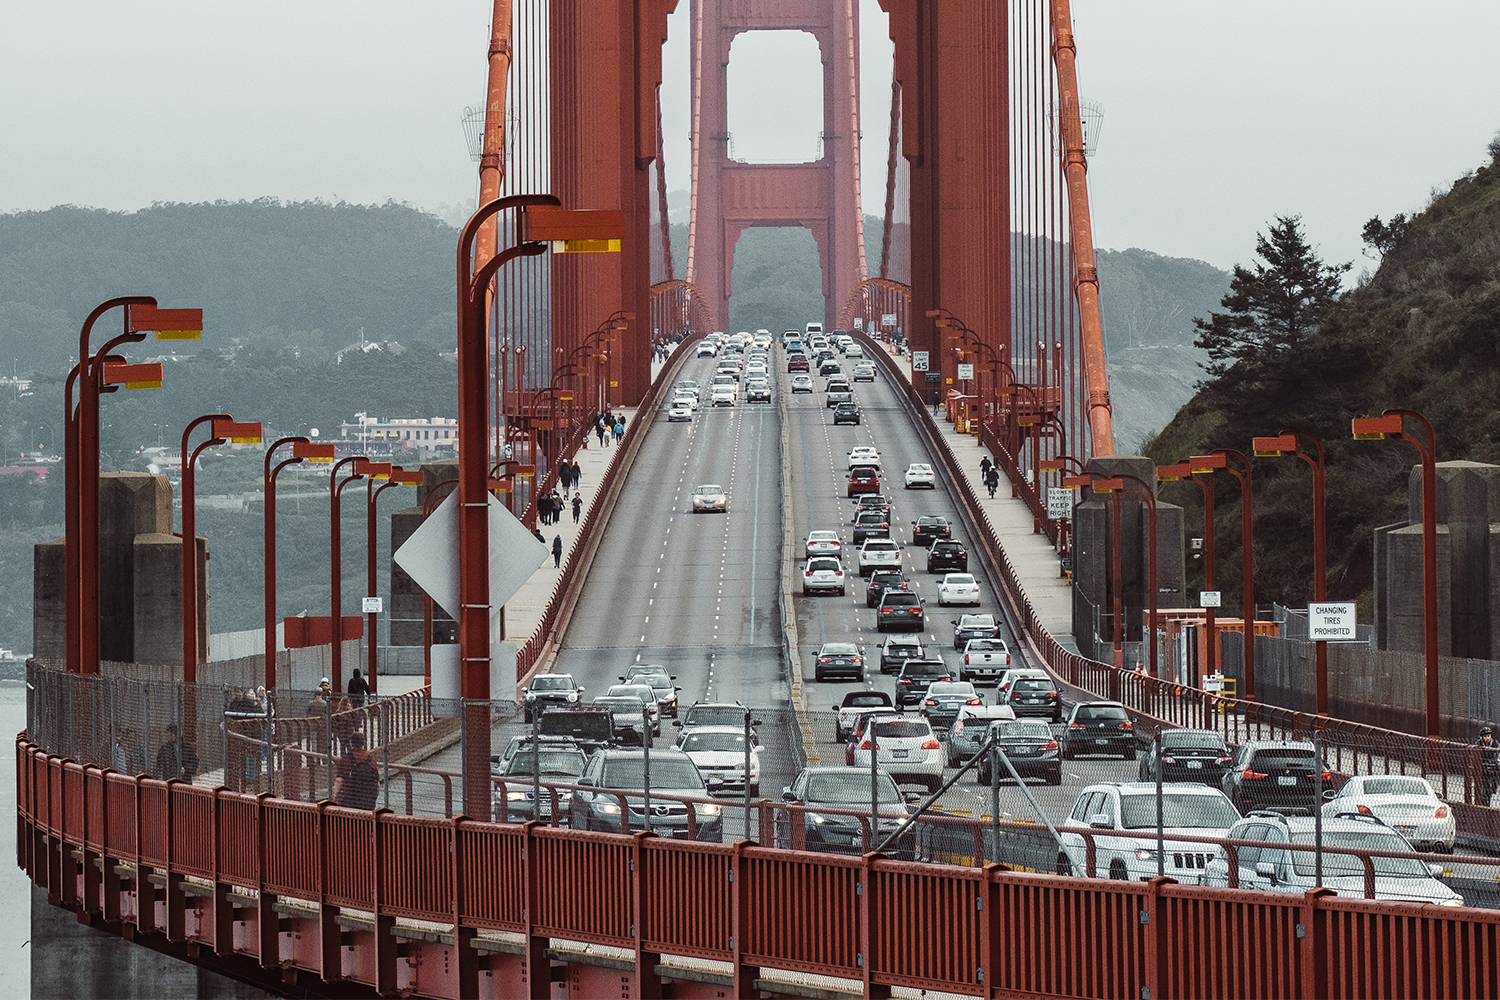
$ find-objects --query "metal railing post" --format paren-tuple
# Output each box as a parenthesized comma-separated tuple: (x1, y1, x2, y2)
(1155, 733, 1165, 878)
(325, 697, 334, 802)
(1314, 732, 1324, 887)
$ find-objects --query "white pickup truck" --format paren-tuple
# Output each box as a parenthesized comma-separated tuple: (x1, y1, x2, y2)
(959, 638, 1012, 684)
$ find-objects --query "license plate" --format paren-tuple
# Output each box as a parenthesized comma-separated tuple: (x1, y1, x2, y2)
(1186, 761, 1203, 769)
(1397, 825, 1415, 833)
(1095, 739, 1108, 745)
(892, 749, 910, 759)
(1011, 748, 1034, 756)
(1277, 776, 1297, 786)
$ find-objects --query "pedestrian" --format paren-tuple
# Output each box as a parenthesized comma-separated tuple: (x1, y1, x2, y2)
(1477, 727, 1500, 806)
(985, 465, 1000, 499)
(153, 722, 199, 783)
(308, 677, 332, 717)
(334, 732, 381, 810)
(552, 533, 564, 568)
(549, 488, 562, 521)
(111, 728, 146, 776)
(572, 494, 583, 523)
(596, 419, 607, 447)
(980, 454, 992, 480)
(331, 696, 356, 756)
(532, 526, 547, 545)
(559, 460, 572, 496)
(347, 668, 369, 709)
(932, 389, 941, 413)
(572, 461, 583, 490)
(613, 418, 625, 443)
(538, 491, 552, 525)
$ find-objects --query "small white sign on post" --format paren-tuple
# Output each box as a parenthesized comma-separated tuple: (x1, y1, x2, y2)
(362, 596, 383, 614)
(853, 317, 863, 330)
(881, 313, 897, 328)
(1308, 602, 1357, 641)
(956, 363, 975, 381)
(911, 351, 930, 372)
(1199, 591, 1221, 608)
(1047, 487, 1072, 520)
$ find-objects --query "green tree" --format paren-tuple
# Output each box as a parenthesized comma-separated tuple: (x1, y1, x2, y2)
(1193, 215, 1348, 385)
(1361, 213, 1411, 258)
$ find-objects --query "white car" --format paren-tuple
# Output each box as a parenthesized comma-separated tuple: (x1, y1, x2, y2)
(667, 401, 693, 422)
(959, 638, 1013, 684)
(904, 463, 936, 489)
(853, 363, 876, 382)
(850, 715, 945, 792)
(790, 374, 814, 393)
(710, 388, 736, 407)
(745, 364, 768, 379)
(695, 343, 718, 358)
(844, 344, 864, 358)
(805, 530, 842, 558)
(605, 683, 661, 736)
(691, 484, 728, 513)
(937, 573, 981, 606)
(676, 725, 761, 796)
(802, 557, 847, 595)
(857, 539, 902, 577)
(1202, 813, 1462, 906)
(847, 447, 881, 470)
(1320, 775, 1456, 853)
(1058, 782, 1241, 883)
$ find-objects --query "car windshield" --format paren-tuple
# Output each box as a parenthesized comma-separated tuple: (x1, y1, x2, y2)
(944, 575, 975, 585)
(806, 773, 902, 804)
(531, 676, 572, 691)
(873, 719, 932, 739)
(809, 531, 837, 541)
(845, 693, 891, 707)
(966, 640, 1002, 651)
(883, 594, 919, 607)
(909, 465, 931, 472)
(1359, 778, 1434, 797)
(683, 706, 746, 727)
(1075, 705, 1128, 721)
(1291, 830, 1428, 878)
(995, 721, 1052, 740)
(539, 713, 610, 738)
(865, 541, 897, 551)
(595, 697, 643, 715)
(502, 751, 586, 777)
(1249, 748, 1317, 769)
(608, 686, 654, 703)
(928, 683, 972, 697)
(695, 485, 723, 495)
(1161, 731, 1225, 749)
(959, 616, 993, 627)
(601, 757, 704, 790)
(808, 558, 840, 572)
(821, 644, 857, 655)
(886, 642, 920, 653)
(1012, 679, 1053, 693)
(681, 732, 748, 753)
(1120, 793, 1239, 830)
(904, 661, 947, 674)
(632, 674, 671, 689)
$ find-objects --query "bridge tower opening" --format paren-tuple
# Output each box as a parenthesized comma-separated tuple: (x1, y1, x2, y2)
(686, 1, 868, 334)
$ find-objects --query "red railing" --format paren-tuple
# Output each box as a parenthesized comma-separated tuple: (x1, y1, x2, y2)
(19, 736, 1500, 998)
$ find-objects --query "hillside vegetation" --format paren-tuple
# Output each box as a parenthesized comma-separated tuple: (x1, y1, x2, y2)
(1146, 142, 1500, 611)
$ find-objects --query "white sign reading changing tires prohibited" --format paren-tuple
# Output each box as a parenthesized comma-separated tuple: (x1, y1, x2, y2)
(1308, 602, 1357, 641)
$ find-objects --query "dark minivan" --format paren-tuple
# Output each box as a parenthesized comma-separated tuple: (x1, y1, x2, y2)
(1059, 702, 1136, 760)
(539, 707, 617, 754)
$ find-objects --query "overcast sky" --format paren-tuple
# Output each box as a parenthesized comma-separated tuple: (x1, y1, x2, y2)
(3, 1, 1498, 274)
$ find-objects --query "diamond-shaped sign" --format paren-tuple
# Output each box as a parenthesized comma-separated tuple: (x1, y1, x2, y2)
(393, 490, 549, 620)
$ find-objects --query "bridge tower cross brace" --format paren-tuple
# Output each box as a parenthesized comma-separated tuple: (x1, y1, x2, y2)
(686, 0, 868, 334)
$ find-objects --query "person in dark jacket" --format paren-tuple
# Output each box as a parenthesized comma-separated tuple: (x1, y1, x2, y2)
(153, 723, 199, 782)
(335, 733, 380, 810)
(552, 533, 564, 568)
(347, 668, 370, 708)
(572, 494, 583, 523)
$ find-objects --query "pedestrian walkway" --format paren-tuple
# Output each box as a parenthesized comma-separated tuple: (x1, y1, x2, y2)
(498, 351, 675, 654)
(878, 346, 1077, 649)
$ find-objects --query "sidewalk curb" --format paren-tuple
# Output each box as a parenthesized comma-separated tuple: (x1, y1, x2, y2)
(777, 375, 815, 766)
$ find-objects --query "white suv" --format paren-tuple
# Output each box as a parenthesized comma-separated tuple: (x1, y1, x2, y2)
(1057, 782, 1240, 883)
(850, 714, 945, 792)
(857, 539, 902, 577)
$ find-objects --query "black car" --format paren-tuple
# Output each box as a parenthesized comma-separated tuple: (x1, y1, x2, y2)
(852, 510, 891, 542)
(1059, 702, 1136, 760)
(522, 673, 585, 722)
(866, 570, 909, 609)
(998, 676, 1061, 722)
(911, 516, 952, 546)
(919, 681, 983, 730)
(927, 539, 968, 573)
(494, 745, 589, 824)
(780, 766, 915, 857)
(854, 494, 892, 518)
(832, 401, 862, 425)
(951, 613, 1001, 650)
(819, 360, 842, 377)
(976, 719, 1062, 785)
(537, 707, 617, 755)
(1139, 729, 1234, 786)
(568, 749, 722, 840)
(814, 642, 866, 682)
(879, 637, 924, 674)
(1220, 739, 1329, 816)
(894, 658, 953, 706)
(875, 591, 925, 632)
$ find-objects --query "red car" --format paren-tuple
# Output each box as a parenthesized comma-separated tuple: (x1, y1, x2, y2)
(788, 355, 810, 372)
(847, 467, 880, 497)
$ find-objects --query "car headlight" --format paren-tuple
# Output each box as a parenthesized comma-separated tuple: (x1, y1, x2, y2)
(524, 693, 536, 701)
(507, 791, 528, 801)
(567, 692, 578, 702)
(600, 803, 621, 814)
(808, 813, 827, 825)
(697, 803, 721, 816)
(1134, 849, 1158, 862)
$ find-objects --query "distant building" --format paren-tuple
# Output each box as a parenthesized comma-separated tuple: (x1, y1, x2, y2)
(338, 414, 458, 460)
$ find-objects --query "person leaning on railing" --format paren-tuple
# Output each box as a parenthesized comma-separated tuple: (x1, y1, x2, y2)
(153, 723, 199, 783)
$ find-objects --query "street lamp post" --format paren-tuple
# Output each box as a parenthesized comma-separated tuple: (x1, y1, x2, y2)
(1353, 410, 1440, 737)
(1187, 454, 1229, 687)
(366, 467, 422, 694)
(1254, 431, 1330, 714)
(265, 438, 335, 689)
(1214, 449, 1257, 703)
(329, 455, 369, 691)
(1115, 472, 1161, 677)
(179, 413, 232, 681)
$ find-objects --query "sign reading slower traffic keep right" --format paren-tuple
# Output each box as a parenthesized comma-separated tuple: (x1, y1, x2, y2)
(1308, 602, 1357, 641)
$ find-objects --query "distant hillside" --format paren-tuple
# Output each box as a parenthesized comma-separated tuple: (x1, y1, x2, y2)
(1146, 143, 1500, 611)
